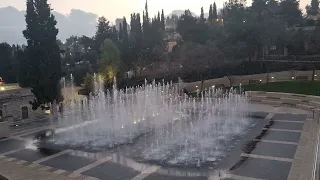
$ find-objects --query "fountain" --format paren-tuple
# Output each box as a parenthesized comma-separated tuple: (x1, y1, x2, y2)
(46, 74, 253, 167)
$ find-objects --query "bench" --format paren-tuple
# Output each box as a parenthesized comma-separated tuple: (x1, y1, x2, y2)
(295, 76, 308, 81)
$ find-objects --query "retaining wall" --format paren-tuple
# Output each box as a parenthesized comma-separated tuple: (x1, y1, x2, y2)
(183, 70, 320, 92)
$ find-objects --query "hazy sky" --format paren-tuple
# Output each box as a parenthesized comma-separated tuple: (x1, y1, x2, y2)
(0, 0, 309, 23)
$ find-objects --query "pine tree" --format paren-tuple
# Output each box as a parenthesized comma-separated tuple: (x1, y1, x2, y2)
(213, 2, 218, 19)
(23, 0, 61, 110)
(209, 4, 213, 20)
(161, 9, 165, 31)
(95, 16, 111, 51)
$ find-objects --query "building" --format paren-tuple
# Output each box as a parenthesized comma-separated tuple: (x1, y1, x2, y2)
(115, 18, 123, 31)
(0, 88, 45, 122)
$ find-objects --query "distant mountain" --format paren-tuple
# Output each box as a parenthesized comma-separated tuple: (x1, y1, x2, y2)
(0, 6, 98, 45)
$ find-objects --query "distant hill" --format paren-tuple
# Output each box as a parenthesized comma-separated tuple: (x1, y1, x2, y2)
(0, 6, 98, 45)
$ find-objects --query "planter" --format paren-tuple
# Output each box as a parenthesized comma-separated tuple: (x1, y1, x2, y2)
(0, 121, 10, 138)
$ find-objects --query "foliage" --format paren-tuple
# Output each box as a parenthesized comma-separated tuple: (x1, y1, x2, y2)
(0, 43, 19, 83)
(23, 0, 61, 110)
(83, 73, 94, 93)
(98, 39, 121, 81)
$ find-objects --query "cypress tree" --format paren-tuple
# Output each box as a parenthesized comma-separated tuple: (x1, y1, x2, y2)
(213, 2, 218, 19)
(23, 0, 61, 110)
(123, 17, 128, 40)
(119, 23, 123, 40)
(209, 4, 213, 20)
(161, 9, 165, 31)
(200, 7, 205, 23)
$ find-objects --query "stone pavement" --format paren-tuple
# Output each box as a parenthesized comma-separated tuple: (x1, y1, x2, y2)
(0, 103, 318, 180)
(0, 156, 94, 180)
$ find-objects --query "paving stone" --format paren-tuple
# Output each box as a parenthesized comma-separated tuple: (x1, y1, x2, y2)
(231, 157, 292, 180)
(250, 141, 297, 159)
(83, 161, 140, 180)
(272, 113, 306, 121)
(40, 153, 95, 172)
(0, 139, 26, 154)
(144, 173, 208, 180)
(270, 121, 304, 131)
(7, 148, 61, 162)
(261, 131, 301, 142)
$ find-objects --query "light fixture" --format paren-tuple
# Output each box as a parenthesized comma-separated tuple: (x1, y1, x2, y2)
(0, 87, 4, 91)
(259, 79, 262, 82)
(315, 75, 317, 77)
(292, 77, 295, 79)
(196, 86, 198, 88)
(271, 76, 274, 79)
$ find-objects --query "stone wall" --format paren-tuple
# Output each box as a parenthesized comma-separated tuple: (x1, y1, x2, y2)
(183, 70, 320, 92)
(0, 88, 45, 122)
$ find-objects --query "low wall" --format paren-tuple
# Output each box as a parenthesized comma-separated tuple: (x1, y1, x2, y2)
(246, 91, 320, 112)
(0, 88, 45, 122)
(183, 70, 320, 92)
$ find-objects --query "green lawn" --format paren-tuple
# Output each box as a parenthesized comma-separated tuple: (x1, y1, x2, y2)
(242, 81, 320, 96)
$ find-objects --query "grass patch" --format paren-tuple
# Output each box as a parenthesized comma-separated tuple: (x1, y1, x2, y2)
(242, 81, 320, 96)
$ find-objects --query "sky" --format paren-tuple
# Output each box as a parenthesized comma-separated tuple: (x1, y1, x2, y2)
(0, 0, 310, 22)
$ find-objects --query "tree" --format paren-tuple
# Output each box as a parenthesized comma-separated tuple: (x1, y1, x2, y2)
(98, 39, 121, 81)
(23, 0, 62, 110)
(161, 9, 165, 31)
(209, 4, 213, 20)
(94, 16, 111, 52)
(119, 23, 123, 40)
(83, 73, 94, 94)
(123, 17, 129, 40)
(178, 42, 225, 91)
(0, 43, 16, 83)
(177, 10, 209, 44)
(279, 0, 302, 27)
(200, 7, 205, 23)
(213, 2, 218, 19)
(307, 0, 319, 15)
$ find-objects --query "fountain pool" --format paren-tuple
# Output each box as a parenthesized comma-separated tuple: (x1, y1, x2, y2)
(43, 75, 255, 167)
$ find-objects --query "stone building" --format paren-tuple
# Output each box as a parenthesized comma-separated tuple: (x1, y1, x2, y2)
(0, 88, 45, 122)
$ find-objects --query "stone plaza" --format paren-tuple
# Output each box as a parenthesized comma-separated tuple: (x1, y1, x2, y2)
(0, 86, 319, 180)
